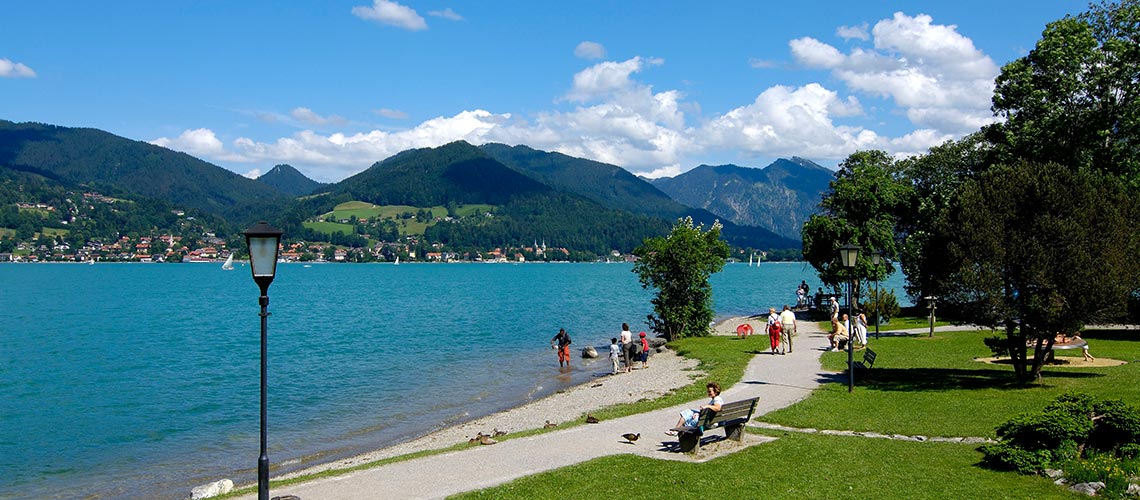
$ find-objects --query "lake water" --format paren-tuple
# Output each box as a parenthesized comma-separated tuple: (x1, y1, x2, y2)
(0, 261, 908, 499)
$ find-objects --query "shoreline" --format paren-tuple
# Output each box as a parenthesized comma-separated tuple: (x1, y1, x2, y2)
(273, 341, 706, 481)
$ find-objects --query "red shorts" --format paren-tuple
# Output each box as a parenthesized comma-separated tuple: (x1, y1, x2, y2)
(557, 345, 570, 362)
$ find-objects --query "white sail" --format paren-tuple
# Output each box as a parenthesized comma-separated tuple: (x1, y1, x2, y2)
(222, 253, 235, 270)
(394, 255, 400, 266)
(749, 253, 753, 267)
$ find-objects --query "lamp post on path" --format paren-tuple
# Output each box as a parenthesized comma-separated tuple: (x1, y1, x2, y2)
(244, 221, 283, 500)
(871, 251, 881, 340)
(838, 243, 860, 393)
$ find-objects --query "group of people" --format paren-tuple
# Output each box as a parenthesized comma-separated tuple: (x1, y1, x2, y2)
(550, 323, 649, 373)
(612, 323, 650, 374)
(765, 305, 798, 354)
(828, 309, 869, 352)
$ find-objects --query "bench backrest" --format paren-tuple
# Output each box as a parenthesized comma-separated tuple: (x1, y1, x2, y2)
(698, 397, 759, 428)
(863, 349, 877, 365)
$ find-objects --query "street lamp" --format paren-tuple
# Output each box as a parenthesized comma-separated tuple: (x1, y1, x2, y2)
(838, 243, 860, 393)
(244, 221, 283, 500)
(870, 251, 881, 340)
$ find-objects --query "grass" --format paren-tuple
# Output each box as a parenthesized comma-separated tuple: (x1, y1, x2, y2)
(302, 220, 355, 235)
(315, 202, 496, 237)
(454, 326, 1139, 499)
(816, 314, 953, 332)
(454, 431, 1083, 499)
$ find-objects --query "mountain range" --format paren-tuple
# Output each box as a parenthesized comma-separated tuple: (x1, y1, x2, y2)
(1, 119, 833, 253)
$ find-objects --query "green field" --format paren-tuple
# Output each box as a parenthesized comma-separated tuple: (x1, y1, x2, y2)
(312, 201, 496, 236)
(41, 227, 69, 237)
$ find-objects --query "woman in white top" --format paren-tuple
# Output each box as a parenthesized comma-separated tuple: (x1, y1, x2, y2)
(853, 311, 868, 347)
(619, 323, 633, 373)
(666, 382, 724, 434)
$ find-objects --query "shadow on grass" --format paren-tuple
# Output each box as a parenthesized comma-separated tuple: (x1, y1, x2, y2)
(857, 367, 1104, 392)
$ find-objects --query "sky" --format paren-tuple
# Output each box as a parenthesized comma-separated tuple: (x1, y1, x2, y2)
(1, 1, 1087, 183)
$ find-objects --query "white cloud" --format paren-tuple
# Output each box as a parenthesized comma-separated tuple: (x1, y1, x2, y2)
(574, 41, 606, 60)
(0, 58, 36, 78)
(789, 37, 845, 68)
(373, 108, 410, 119)
(837, 23, 870, 41)
(428, 8, 463, 21)
(151, 128, 227, 157)
(161, 12, 996, 181)
(291, 107, 349, 127)
(791, 12, 999, 136)
(242, 168, 262, 179)
(352, 0, 427, 31)
(748, 58, 776, 69)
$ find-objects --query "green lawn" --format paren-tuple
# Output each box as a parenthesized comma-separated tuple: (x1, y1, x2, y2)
(454, 432, 1083, 500)
(317, 202, 496, 236)
(817, 315, 953, 332)
(454, 327, 1139, 499)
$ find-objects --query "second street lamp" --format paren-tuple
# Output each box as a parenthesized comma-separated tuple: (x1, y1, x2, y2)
(838, 243, 860, 393)
(871, 251, 881, 340)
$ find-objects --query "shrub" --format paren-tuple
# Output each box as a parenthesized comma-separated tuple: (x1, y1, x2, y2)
(863, 286, 900, 323)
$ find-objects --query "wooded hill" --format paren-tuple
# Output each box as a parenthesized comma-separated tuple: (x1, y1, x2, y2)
(0, 119, 803, 255)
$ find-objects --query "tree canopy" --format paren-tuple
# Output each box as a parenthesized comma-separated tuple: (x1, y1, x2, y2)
(632, 217, 730, 341)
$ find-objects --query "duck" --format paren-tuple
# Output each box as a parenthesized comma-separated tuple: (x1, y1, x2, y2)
(543, 420, 557, 429)
(621, 433, 640, 444)
(492, 428, 507, 437)
(585, 413, 600, 424)
(479, 434, 498, 445)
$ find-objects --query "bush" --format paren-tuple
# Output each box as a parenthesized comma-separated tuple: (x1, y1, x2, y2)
(981, 393, 1140, 475)
(863, 286, 900, 323)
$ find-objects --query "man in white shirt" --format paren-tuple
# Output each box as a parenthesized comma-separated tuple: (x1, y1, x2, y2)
(779, 305, 797, 354)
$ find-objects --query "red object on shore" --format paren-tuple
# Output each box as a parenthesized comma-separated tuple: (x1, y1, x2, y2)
(736, 324, 754, 338)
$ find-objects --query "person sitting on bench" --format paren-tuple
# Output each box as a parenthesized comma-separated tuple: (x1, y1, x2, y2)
(665, 381, 723, 436)
(828, 318, 849, 352)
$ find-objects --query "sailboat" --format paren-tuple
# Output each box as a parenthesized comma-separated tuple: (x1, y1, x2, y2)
(394, 255, 400, 266)
(221, 253, 235, 270)
(748, 253, 753, 267)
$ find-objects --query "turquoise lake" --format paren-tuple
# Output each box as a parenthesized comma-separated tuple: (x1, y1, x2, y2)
(0, 261, 909, 499)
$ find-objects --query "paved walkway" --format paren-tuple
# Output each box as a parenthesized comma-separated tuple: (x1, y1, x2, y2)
(237, 322, 836, 500)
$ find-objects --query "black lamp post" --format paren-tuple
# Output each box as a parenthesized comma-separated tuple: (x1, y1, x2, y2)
(244, 221, 282, 500)
(870, 251, 881, 340)
(838, 243, 860, 393)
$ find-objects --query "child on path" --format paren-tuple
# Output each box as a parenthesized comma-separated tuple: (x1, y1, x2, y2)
(639, 332, 649, 368)
(609, 338, 621, 374)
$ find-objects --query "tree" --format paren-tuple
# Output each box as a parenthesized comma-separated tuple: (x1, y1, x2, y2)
(987, 0, 1140, 181)
(935, 161, 1140, 381)
(632, 217, 730, 341)
(802, 151, 911, 296)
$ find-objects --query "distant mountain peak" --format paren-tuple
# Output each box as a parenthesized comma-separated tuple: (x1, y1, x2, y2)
(256, 164, 325, 197)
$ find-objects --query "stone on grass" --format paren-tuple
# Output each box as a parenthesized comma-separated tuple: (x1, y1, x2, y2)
(1068, 482, 1103, 496)
(190, 479, 233, 499)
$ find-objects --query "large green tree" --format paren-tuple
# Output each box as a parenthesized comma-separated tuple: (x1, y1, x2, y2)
(987, 0, 1140, 181)
(802, 150, 911, 295)
(632, 217, 730, 341)
(935, 161, 1140, 381)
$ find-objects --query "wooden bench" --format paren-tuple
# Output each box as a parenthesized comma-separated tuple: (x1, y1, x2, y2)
(673, 397, 759, 453)
(852, 348, 877, 372)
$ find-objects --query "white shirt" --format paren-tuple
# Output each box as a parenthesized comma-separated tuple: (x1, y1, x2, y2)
(779, 310, 797, 329)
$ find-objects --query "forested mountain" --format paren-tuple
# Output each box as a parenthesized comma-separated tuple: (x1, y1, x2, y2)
(651, 157, 833, 240)
(0, 120, 291, 223)
(480, 143, 798, 250)
(256, 164, 325, 196)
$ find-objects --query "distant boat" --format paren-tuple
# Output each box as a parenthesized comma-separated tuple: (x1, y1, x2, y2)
(394, 256, 400, 266)
(221, 254, 234, 271)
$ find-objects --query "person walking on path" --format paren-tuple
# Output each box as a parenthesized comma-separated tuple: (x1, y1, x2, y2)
(829, 296, 839, 321)
(766, 307, 782, 354)
(853, 311, 868, 348)
(619, 323, 633, 373)
(608, 338, 621, 374)
(779, 305, 797, 354)
(551, 328, 572, 367)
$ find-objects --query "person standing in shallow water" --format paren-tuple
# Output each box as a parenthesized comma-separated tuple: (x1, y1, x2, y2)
(551, 328, 572, 367)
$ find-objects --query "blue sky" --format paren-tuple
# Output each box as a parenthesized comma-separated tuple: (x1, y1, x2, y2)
(1, 1, 1084, 182)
